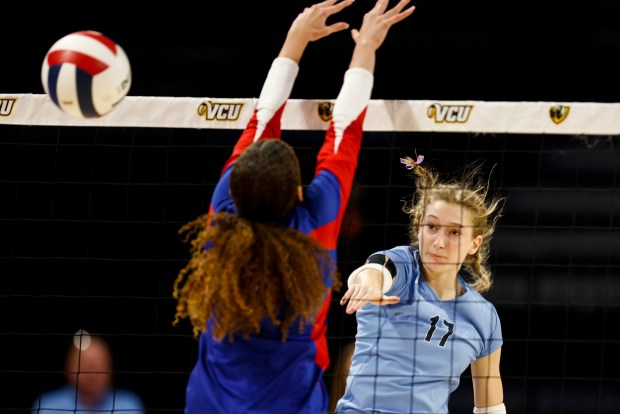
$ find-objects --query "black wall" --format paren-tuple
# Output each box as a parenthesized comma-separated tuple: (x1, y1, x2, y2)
(2, 125, 619, 413)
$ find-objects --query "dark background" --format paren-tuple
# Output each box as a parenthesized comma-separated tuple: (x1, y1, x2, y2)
(2, 0, 620, 102)
(2, 1, 620, 413)
(3, 126, 619, 414)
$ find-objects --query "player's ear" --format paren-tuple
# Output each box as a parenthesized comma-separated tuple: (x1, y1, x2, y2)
(469, 235, 482, 255)
(297, 185, 303, 203)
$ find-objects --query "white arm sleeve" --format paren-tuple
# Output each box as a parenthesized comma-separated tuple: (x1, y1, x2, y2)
(347, 263, 393, 294)
(254, 57, 299, 141)
(473, 403, 506, 413)
(332, 67, 373, 152)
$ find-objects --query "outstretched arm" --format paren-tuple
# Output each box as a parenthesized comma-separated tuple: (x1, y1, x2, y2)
(319, 0, 416, 162)
(252, 0, 354, 140)
(222, 0, 355, 172)
(333, 0, 415, 309)
(211, 0, 355, 214)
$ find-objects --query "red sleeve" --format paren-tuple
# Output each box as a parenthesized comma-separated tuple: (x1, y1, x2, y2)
(315, 108, 367, 209)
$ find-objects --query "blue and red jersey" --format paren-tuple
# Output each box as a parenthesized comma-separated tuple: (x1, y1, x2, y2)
(185, 102, 365, 414)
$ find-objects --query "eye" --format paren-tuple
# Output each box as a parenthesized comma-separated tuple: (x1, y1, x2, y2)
(423, 223, 439, 234)
(450, 229, 462, 236)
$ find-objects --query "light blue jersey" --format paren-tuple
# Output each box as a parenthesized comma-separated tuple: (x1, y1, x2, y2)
(336, 246, 503, 414)
(32, 386, 144, 414)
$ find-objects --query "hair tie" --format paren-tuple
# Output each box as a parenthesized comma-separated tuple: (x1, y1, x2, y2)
(399, 151, 424, 170)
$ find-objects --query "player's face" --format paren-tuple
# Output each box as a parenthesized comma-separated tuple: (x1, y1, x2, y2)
(418, 200, 481, 277)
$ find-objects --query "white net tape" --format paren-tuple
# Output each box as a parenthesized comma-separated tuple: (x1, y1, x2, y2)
(2, 94, 619, 135)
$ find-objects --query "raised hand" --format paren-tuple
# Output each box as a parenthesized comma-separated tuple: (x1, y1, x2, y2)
(352, 0, 415, 50)
(290, 0, 355, 42)
(279, 0, 355, 62)
(348, 0, 415, 72)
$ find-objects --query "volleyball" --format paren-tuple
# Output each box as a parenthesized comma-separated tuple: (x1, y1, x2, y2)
(41, 30, 131, 119)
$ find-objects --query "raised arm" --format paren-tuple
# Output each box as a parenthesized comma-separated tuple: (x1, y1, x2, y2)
(332, 0, 415, 308)
(318, 0, 416, 167)
(222, 0, 355, 172)
(250, 0, 354, 141)
(212, 0, 355, 217)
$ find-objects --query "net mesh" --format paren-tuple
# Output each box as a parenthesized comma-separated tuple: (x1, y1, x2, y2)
(2, 96, 619, 413)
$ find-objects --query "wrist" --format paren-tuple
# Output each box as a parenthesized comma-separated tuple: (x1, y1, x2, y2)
(473, 403, 506, 413)
(278, 34, 310, 63)
(347, 263, 393, 293)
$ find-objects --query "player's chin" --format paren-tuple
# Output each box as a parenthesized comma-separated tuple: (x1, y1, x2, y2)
(424, 260, 460, 272)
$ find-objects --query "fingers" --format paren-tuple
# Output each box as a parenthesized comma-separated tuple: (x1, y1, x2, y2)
(327, 0, 355, 15)
(323, 0, 354, 34)
(318, 0, 342, 7)
(291, 0, 355, 42)
(340, 286, 400, 314)
(340, 289, 353, 305)
(386, 5, 416, 25)
(370, 0, 390, 15)
(384, 0, 411, 16)
(377, 295, 401, 305)
(346, 298, 368, 314)
(372, 0, 415, 25)
(340, 285, 371, 314)
(327, 21, 351, 35)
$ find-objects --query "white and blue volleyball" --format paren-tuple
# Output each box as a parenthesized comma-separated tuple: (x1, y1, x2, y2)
(41, 30, 131, 119)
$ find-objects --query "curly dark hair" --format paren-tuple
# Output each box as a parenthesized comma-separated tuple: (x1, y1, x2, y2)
(173, 213, 339, 341)
(231, 139, 301, 223)
(173, 139, 341, 341)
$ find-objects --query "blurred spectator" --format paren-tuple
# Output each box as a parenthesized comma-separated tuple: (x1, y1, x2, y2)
(31, 329, 145, 414)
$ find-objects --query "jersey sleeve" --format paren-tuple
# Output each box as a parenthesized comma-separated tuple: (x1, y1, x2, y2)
(301, 68, 373, 251)
(480, 305, 503, 358)
(299, 110, 366, 252)
(315, 67, 373, 207)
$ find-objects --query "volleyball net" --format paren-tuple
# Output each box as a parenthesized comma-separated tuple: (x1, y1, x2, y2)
(2, 94, 619, 413)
